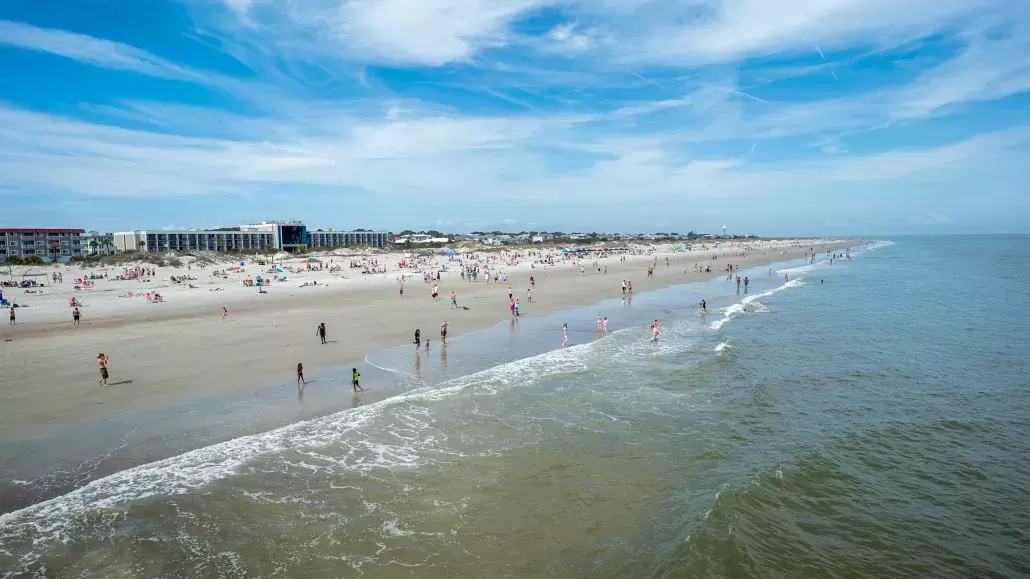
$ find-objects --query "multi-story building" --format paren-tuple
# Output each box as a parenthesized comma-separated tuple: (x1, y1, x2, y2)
(0, 228, 85, 261)
(113, 229, 278, 253)
(80, 231, 116, 256)
(113, 222, 390, 254)
(308, 229, 390, 248)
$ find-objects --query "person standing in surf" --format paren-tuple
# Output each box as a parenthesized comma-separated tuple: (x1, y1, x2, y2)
(440, 321, 449, 345)
(561, 323, 569, 348)
(414, 329, 421, 350)
(297, 362, 306, 387)
(700, 300, 707, 314)
(352, 368, 363, 393)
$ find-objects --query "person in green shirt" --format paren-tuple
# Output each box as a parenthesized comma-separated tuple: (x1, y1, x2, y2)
(352, 368, 364, 393)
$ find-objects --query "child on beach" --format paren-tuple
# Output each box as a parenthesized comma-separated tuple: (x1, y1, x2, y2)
(352, 368, 363, 393)
(297, 363, 306, 386)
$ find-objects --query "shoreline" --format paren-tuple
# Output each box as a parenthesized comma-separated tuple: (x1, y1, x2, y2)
(0, 240, 858, 512)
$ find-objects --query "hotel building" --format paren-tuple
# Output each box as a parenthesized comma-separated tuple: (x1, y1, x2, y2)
(307, 229, 390, 248)
(114, 222, 390, 254)
(113, 229, 278, 254)
(0, 228, 85, 261)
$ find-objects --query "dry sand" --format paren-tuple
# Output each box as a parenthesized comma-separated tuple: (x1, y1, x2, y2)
(0, 239, 853, 442)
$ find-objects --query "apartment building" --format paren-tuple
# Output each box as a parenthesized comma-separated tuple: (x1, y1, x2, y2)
(0, 228, 85, 261)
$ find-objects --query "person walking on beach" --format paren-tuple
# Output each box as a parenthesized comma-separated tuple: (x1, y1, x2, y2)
(622, 280, 627, 295)
(297, 362, 306, 386)
(440, 321, 449, 345)
(561, 323, 569, 348)
(514, 299, 520, 317)
(73, 307, 80, 325)
(97, 353, 110, 386)
(221, 307, 228, 322)
(508, 287, 513, 301)
(317, 322, 327, 344)
(509, 298, 516, 317)
(352, 367, 364, 393)
(399, 282, 404, 299)
(450, 290, 458, 308)
(414, 329, 421, 350)
(9, 308, 15, 325)
(527, 287, 532, 303)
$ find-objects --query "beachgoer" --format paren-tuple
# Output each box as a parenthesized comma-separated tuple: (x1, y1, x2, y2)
(440, 321, 449, 345)
(317, 322, 327, 344)
(97, 353, 110, 386)
(399, 282, 404, 298)
(450, 290, 457, 308)
(73, 308, 80, 325)
(514, 299, 520, 316)
(9, 308, 15, 325)
(414, 329, 421, 349)
(602, 317, 608, 333)
(562, 323, 569, 348)
(701, 300, 707, 313)
(297, 362, 306, 386)
(221, 307, 228, 322)
(352, 368, 364, 393)
(527, 288, 532, 302)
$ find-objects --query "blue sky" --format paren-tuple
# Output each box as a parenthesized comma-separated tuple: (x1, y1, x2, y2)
(1, 0, 1029, 235)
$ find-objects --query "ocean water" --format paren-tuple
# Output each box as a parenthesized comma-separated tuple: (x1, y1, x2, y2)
(2, 236, 1029, 578)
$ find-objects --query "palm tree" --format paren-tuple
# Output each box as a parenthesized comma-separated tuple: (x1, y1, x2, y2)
(88, 239, 98, 256)
(48, 240, 60, 260)
(102, 236, 112, 254)
(137, 239, 146, 253)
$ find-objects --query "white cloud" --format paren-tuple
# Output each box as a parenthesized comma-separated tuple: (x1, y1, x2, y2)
(211, 0, 550, 66)
(0, 19, 204, 81)
(617, 0, 1008, 65)
(547, 22, 591, 51)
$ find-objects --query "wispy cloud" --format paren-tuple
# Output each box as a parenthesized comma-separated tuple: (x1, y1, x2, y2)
(0, 19, 205, 82)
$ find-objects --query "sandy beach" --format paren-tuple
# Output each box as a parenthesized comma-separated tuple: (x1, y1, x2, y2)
(1, 240, 852, 443)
